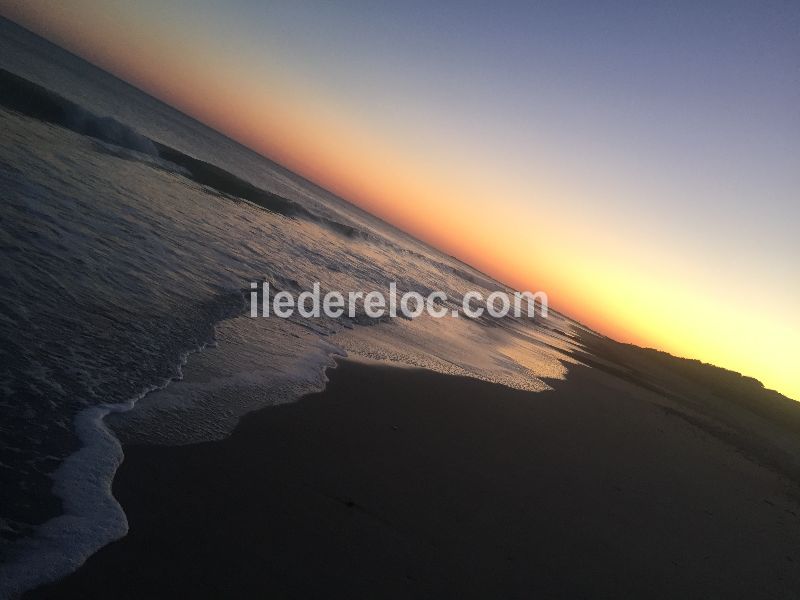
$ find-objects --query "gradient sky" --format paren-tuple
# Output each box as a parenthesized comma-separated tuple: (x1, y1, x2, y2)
(2, 0, 799, 399)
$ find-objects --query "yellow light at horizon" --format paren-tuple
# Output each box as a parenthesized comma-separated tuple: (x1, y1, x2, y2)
(3, 2, 797, 401)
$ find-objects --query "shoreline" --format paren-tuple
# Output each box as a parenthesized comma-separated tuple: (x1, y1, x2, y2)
(0, 337, 225, 600)
(27, 359, 800, 598)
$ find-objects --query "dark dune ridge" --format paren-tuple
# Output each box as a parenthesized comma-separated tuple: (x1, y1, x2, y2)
(28, 357, 800, 599)
(576, 331, 800, 482)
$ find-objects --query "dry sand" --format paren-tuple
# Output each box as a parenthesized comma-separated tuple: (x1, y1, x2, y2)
(27, 357, 800, 599)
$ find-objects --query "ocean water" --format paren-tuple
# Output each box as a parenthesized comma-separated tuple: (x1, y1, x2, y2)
(0, 18, 585, 597)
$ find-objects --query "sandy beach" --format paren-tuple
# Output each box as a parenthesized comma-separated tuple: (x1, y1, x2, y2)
(27, 358, 800, 599)
(2, 7, 799, 600)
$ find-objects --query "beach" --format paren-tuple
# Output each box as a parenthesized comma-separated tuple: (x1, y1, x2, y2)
(1, 8, 799, 600)
(28, 358, 800, 599)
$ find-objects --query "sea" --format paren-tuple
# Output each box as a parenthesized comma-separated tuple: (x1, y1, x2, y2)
(0, 17, 584, 597)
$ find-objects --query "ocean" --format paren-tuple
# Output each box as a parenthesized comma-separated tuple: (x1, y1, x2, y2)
(0, 17, 582, 597)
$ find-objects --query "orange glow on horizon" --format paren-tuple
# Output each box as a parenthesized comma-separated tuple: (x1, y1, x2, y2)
(3, 4, 797, 400)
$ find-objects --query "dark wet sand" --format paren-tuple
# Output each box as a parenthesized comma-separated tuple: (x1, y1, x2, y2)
(28, 360, 800, 599)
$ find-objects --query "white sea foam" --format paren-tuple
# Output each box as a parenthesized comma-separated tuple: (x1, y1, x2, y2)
(0, 401, 129, 598)
(0, 19, 587, 598)
(0, 323, 343, 599)
(0, 341, 207, 598)
(109, 327, 347, 447)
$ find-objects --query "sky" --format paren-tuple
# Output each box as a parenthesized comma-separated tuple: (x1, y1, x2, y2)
(2, 1, 799, 399)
